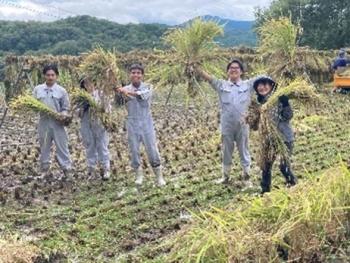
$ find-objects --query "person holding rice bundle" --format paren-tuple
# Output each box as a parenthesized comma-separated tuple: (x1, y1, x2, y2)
(194, 59, 256, 187)
(32, 64, 73, 179)
(116, 63, 166, 188)
(251, 76, 297, 194)
(78, 77, 111, 180)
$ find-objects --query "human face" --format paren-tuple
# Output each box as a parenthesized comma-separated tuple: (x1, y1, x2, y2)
(84, 79, 95, 93)
(257, 83, 273, 96)
(44, 70, 57, 86)
(130, 69, 143, 87)
(227, 62, 242, 82)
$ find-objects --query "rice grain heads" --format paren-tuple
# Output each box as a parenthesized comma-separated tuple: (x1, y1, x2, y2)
(169, 165, 350, 262)
(70, 88, 118, 132)
(10, 93, 72, 126)
(249, 78, 321, 167)
(148, 18, 225, 98)
(0, 238, 41, 263)
(257, 17, 303, 81)
(79, 47, 125, 97)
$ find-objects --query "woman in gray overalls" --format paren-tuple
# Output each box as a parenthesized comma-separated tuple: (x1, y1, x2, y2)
(78, 78, 111, 180)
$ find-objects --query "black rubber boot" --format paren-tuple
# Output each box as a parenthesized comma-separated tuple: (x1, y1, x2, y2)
(261, 162, 272, 194)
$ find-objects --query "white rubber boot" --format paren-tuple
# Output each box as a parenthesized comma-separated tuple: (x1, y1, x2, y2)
(87, 166, 96, 180)
(216, 165, 231, 184)
(62, 168, 74, 182)
(102, 169, 110, 181)
(135, 167, 144, 186)
(242, 167, 253, 189)
(153, 166, 166, 187)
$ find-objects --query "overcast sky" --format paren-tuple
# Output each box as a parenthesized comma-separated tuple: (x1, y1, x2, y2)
(0, 0, 272, 24)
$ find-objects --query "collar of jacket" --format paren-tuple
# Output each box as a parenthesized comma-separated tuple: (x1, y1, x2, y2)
(44, 83, 57, 91)
(131, 82, 143, 90)
(227, 79, 242, 87)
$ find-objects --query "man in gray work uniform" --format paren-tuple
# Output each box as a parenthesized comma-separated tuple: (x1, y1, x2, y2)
(32, 64, 72, 179)
(117, 64, 166, 187)
(195, 59, 256, 186)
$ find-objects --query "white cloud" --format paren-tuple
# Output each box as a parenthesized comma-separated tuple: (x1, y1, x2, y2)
(0, 0, 272, 24)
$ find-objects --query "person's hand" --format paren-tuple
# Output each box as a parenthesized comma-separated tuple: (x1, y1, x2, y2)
(117, 87, 128, 95)
(279, 95, 289, 107)
(189, 62, 200, 72)
(113, 86, 121, 92)
(81, 101, 90, 112)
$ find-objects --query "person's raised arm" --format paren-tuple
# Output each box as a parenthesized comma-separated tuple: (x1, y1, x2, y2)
(193, 64, 214, 83)
(193, 63, 224, 92)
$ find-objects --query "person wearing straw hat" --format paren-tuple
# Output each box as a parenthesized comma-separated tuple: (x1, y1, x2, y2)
(117, 64, 166, 188)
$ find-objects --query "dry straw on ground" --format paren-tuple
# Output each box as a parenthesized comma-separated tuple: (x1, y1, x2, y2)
(169, 165, 350, 262)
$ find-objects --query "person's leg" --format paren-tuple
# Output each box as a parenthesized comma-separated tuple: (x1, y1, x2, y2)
(217, 133, 235, 183)
(38, 123, 53, 173)
(53, 125, 72, 174)
(279, 142, 297, 186)
(261, 161, 273, 194)
(95, 127, 110, 180)
(80, 123, 97, 177)
(142, 131, 165, 187)
(128, 130, 142, 185)
(235, 124, 251, 179)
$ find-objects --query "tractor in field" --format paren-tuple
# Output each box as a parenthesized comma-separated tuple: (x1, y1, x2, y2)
(333, 73, 350, 92)
(332, 49, 350, 93)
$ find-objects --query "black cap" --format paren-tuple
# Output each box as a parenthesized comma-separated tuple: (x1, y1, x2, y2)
(253, 76, 277, 91)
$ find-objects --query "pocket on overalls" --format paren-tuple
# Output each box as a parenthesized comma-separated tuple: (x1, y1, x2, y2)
(138, 98, 150, 108)
(220, 89, 231, 105)
(52, 93, 62, 112)
(36, 90, 46, 102)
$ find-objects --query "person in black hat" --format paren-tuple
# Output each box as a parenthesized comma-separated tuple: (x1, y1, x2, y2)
(252, 76, 297, 194)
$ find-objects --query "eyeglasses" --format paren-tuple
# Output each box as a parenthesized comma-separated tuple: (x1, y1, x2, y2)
(229, 67, 241, 70)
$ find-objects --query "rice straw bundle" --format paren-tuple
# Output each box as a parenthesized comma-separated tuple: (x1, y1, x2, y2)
(247, 78, 321, 167)
(169, 166, 350, 262)
(257, 17, 305, 81)
(79, 47, 124, 97)
(71, 88, 118, 132)
(10, 93, 72, 126)
(148, 18, 225, 98)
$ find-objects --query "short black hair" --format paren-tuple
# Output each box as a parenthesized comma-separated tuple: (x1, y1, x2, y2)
(129, 63, 144, 74)
(226, 59, 244, 72)
(43, 64, 59, 75)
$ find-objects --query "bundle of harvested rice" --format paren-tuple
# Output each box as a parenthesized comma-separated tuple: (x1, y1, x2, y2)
(10, 93, 72, 126)
(0, 238, 41, 263)
(257, 17, 306, 81)
(247, 78, 321, 167)
(147, 18, 225, 98)
(169, 165, 350, 262)
(79, 47, 125, 97)
(71, 88, 118, 132)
